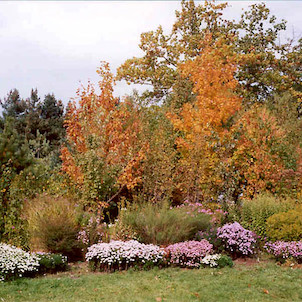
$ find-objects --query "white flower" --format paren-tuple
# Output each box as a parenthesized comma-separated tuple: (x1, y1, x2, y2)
(201, 254, 222, 268)
(0, 243, 39, 281)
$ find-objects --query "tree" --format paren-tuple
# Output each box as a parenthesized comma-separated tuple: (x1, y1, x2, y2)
(167, 36, 241, 202)
(226, 105, 301, 199)
(117, 0, 301, 107)
(40, 93, 65, 149)
(61, 62, 147, 210)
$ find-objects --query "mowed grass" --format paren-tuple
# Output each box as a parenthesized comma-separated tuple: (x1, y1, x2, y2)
(1, 262, 302, 302)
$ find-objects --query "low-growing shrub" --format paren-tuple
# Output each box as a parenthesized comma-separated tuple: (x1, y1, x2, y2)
(176, 201, 228, 226)
(0, 243, 39, 281)
(265, 241, 302, 263)
(165, 240, 213, 268)
(201, 254, 233, 268)
(25, 195, 82, 260)
(232, 194, 296, 238)
(78, 213, 110, 251)
(217, 222, 258, 257)
(86, 240, 165, 272)
(35, 252, 68, 274)
(266, 207, 302, 241)
(120, 203, 211, 245)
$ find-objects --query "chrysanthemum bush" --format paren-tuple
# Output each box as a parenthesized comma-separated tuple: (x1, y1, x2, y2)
(0, 243, 39, 281)
(216, 222, 258, 257)
(165, 240, 213, 268)
(264, 241, 302, 263)
(85, 240, 165, 271)
(201, 254, 233, 268)
(0, 243, 69, 281)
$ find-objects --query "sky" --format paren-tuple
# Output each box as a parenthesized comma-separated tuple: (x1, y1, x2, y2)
(0, 1, 301, 108)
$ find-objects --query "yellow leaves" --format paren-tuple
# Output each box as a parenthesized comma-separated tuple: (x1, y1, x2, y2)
(166, 36, 242, 200)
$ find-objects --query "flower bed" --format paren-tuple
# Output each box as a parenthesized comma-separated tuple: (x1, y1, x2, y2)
(86, 240, 165, 271)
(216, 222, 257, 257)
(264, 241, 302, 263)
(0, 243, 39, 281)
(165, 240, 213, 268)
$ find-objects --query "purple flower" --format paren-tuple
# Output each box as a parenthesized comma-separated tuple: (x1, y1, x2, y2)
(217, 222, 257, 256)
(265, 241, 302, 262)
(165, 240, 213, 268)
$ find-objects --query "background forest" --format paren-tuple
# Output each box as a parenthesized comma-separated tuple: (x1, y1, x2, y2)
(0, 1, 301, 260)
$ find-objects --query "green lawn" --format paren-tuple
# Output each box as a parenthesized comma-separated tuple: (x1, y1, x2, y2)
(1, 262, 302, 302)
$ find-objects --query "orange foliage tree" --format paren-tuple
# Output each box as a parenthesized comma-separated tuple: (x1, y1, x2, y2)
(61, 62, 146, 209)
(227, 105, 302, 199)
(168, 36, 242, 202)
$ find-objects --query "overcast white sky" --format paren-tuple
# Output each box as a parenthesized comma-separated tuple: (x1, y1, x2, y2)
(0, 1, 301, 107)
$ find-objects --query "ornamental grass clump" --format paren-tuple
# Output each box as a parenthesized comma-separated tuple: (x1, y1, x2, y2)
(86, 240, 165, 272)
(165, 240, 213, 268)
(0, 243, 39, 281)
(265, 241, 302, 263)
(217, 222, 258, 257)
(120, 202, 211, 245)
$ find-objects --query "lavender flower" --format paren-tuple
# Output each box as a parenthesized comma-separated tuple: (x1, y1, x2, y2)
(265, 241, 302, 263)
(217, 222, 257, 256)
(165, 240, 213, 268)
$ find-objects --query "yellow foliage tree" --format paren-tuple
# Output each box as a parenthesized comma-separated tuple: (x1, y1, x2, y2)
(168, 36, 241, 202)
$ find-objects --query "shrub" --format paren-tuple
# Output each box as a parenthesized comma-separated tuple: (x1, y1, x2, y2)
(0, 243, 39, 281)
(35, 252, 68, 274)
(201, 254, 233, 268)
(265, 241, 302, 263)
(109, 206, 138, 242)
(217, 222, 258, 257)
(165, 240, 213, 268)
(266, 207, 302, 241)
(176, 201, 228, 226)
(120, 202, 211, 245)
(25, 195, 82, 260)
(235, 194, 296, 238)
(196, 227, 224, 253)
(77, 213, 110, 251)
(86, 240, 165, 272)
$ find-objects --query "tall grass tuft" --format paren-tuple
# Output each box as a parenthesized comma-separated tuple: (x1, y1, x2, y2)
(118, 202, 211, 246)
(24, 194, 82, 260)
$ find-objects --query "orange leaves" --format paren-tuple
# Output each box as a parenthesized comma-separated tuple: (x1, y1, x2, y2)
(61, 147, 84, 185)
(230, 105, 294, 198)
(118, 143, 149, 190)
(178, 35, 241, 135)
(167, 36, 241, 201)
(61, 62, 145, 206)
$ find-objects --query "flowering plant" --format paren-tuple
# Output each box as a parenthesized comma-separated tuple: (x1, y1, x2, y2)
(165, 240, 213, 268)
(78, 215, 108, 250)
(86, 240, 165, 271)
(216, 222, 258, 256)
(264, 241, 302, 263)
(175, 201, 227, 225)
(34, 252, 68, 274)
(201, 254, 233, 268)
(0, 243, 39, 281)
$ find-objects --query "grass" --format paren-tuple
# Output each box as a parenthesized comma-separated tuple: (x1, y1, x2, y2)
(1, 262, 302, 302)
